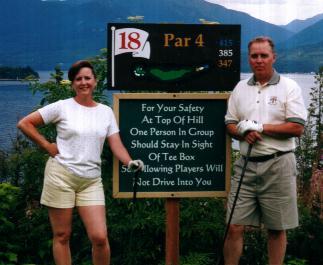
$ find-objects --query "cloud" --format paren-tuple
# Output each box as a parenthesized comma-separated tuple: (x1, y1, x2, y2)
(204, 0, 323, 25)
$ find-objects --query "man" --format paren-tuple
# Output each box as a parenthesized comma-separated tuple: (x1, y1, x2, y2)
(224, 36, 307, 265)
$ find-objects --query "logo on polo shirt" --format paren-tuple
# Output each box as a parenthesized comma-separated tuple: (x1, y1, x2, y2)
(268, 96, 278, 105)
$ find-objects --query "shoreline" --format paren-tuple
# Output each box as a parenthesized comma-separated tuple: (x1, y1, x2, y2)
(0, 79, 24, 81)
(0, 78, 39, 81)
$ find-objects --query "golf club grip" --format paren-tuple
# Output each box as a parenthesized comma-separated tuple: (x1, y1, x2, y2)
(243, 144, 253, 167)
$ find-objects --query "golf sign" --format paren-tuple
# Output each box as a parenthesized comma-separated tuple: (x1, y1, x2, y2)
(112, 93, 231, 198)
(108, 23, 241, 91)
(112, 27, 151, 59)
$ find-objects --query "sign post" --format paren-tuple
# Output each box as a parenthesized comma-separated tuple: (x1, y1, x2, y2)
(166, 198, 180, 265)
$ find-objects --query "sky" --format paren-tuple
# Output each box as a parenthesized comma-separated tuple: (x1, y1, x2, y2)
(204, 0, 323, 25)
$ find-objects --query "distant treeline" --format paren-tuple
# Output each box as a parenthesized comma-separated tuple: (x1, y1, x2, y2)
(0, 66, 39, 80)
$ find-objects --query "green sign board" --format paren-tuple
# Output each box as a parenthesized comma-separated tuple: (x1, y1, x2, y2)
(108, 23, 240, 91)
(113, 93, 231, 198)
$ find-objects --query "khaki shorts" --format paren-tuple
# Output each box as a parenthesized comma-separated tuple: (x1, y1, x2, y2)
(41, 158, 105, 208)
(227, 152, 298, 230)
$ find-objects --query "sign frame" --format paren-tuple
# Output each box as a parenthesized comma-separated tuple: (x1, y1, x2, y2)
(108, 23, 241, 91)
(113, 93, 231, 198)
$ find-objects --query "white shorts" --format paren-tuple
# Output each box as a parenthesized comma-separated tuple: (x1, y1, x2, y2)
(41, 158, 105, 208)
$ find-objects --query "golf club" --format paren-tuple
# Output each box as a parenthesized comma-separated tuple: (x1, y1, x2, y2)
(132, 169, 140, 204)
(216, 143, 253, 265)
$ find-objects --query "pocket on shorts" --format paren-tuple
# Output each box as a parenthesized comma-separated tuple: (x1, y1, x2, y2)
(278, 153, 297, 193)
(44, 158, 54, 179)
(44, 158, 70, 188)
(232, 158, 244, 181)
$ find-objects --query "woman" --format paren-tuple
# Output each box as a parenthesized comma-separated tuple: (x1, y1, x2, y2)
(17, 60, 143, 265)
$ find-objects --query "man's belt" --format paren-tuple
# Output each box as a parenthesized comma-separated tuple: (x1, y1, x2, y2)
(243, 151, 293, 163)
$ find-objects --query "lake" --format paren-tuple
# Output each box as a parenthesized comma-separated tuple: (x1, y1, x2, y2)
(0, 72, 317, 151)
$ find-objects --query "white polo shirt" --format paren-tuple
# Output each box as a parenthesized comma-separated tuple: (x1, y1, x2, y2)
(38, 98, 119, 178)
(225, 71, 307, 156)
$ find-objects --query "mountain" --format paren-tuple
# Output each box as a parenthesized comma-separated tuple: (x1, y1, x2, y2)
(241, 40, 323, 72)
(0, 0, 322, 72)
(281, 13, 323, 33)
(274, 19, 323, 72)
(0, 0, 294, 70)
(278, 19, 323, 49)
(276, 41, 323, 72)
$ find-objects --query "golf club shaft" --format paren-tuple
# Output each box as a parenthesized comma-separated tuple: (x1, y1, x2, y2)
(132, 170, 140, 203)
(216, 144, 253, 265)
(224, 144, 252, 239)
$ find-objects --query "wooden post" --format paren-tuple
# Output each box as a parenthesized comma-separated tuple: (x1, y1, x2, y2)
(165, 198, 180, 265)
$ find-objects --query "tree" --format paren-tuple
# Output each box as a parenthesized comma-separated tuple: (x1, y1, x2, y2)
(296, 67, 322, 199)
(0, 183, 20, 264)
(1, 51, 322, 265)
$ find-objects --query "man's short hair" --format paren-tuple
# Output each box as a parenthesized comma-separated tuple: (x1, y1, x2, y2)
(248, 36, 275, 53)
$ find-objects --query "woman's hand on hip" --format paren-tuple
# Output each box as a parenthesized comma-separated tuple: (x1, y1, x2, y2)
(46, 143, 59, 157)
